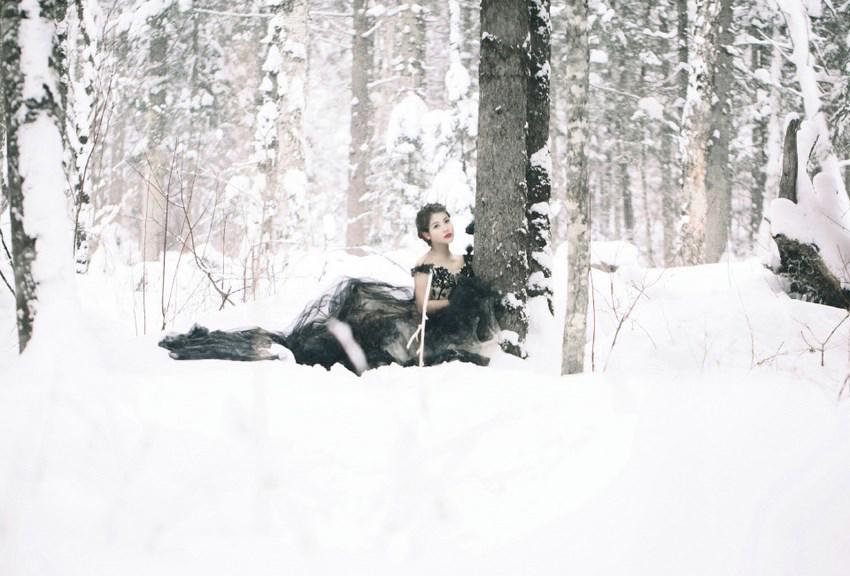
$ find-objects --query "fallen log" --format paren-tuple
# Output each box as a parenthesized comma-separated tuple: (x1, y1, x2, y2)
(770, 119, 850, 309)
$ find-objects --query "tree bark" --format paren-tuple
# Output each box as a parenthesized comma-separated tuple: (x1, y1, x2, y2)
(561, 0, 590, 375)
(704, 0, 733, 262)
(750, 22, 771, 244)
(677, 0, 722, 265)
(778, 118, 800, 203)
(3, 0, 71, 352)
(72, 0, 97, 273)
(526, 0, 553, 314)
(475, 0, 529, 356)
(346, 0, 374, 250)
(656, 9, 677, 265)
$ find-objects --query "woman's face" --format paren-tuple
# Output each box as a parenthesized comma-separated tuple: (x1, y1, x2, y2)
(424, 212, 453, 246)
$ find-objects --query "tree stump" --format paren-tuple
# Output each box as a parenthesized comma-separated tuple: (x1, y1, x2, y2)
(770, 119, 850, 309)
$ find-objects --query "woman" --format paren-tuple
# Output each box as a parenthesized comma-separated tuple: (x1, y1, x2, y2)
(159, 203, 497, 373)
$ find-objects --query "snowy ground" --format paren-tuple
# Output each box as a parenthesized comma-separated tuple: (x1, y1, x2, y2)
(1, 244, 850, 575)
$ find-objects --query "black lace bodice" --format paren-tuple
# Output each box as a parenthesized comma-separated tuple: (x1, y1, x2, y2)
(410, 252, 474, 300)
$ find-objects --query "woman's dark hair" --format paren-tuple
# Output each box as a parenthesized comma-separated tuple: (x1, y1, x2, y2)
(415, 203, 450, 245)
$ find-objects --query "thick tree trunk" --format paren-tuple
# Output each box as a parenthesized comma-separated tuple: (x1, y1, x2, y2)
(677, 0, 722, 265)
(526, 0, 553, 314)
(561, 0, 590, 374)
(3, 0, 71, 352)
(475, 0, 529, 356)
(704, 0, 733, 262)
(346, 0, 374, 250)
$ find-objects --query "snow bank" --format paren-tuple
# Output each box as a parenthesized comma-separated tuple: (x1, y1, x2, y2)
(2, 249, 850, 575)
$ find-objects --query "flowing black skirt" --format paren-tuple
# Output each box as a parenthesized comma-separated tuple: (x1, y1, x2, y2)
(159, 275, 498, 373)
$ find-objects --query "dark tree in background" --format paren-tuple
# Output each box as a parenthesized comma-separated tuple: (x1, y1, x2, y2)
(526, 0, 554, 315)
(347, 0, 374, 251)
(474, 0, 529, 356)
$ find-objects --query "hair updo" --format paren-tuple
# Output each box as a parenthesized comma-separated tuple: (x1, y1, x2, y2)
(415, 203, 450, 246)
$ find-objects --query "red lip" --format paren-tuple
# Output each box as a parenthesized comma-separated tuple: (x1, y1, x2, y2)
(444, 234, 453, 240)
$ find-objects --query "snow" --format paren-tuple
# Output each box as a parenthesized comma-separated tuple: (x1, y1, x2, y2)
(2, 242, 850, 574)
(385, 92, 429, 153)
(635, 96, 665, 121)
(589, 48, 608, 64)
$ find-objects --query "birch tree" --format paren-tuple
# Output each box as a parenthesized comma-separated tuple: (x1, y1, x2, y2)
(2, 0, 73, 352)
(561, 0, 590, 374)
(71, 0, 98, 273)
(475, 0, 529, 356)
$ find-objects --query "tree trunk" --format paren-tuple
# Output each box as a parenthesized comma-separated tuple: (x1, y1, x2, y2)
(475, 0, 529, 356)
(704, 0, 733, 262)
(280, 0, 309, 242)
(677, 0, 689, 111)
(72, 0, 97, 274)
(612, 47, 634, 243)
(750, 22, 771, 245)
(658, 11, 677, 265)
(346, 0, 374, 250)
(677, 0, 722, 265)
(3, 0, 72, 352)
(561, 0, 590, 375)
(396, 2, 426, 97)
(526, 0, 553, 314)
(142, 6, 170, 262)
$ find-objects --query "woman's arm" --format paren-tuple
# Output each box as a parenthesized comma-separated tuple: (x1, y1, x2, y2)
(414, 272, 450, 314)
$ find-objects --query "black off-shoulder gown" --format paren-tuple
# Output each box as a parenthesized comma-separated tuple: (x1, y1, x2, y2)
(158, 251, 498, 373)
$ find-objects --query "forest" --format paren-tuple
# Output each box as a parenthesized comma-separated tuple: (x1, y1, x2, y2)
(1, 0, 850, 573)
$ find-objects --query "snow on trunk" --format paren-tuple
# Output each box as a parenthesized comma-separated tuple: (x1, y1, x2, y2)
(475, 0, 530, 357)
(526, 0, 555, 319)
(71, 0, 99, 274)
(768, 0, 850, 291)
(5, 0, 75, 352)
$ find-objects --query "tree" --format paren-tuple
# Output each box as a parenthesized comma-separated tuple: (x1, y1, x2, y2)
(346, 0, 375, 250)
(676, 0, 722, 265)
(71, 0, 100, 274)
(561, 0, 590, 374)
(703, 0, 733, 262)
(475, 0, 529, 356)
(2, 0, 73, 352)
(526, 0, 554, 316)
